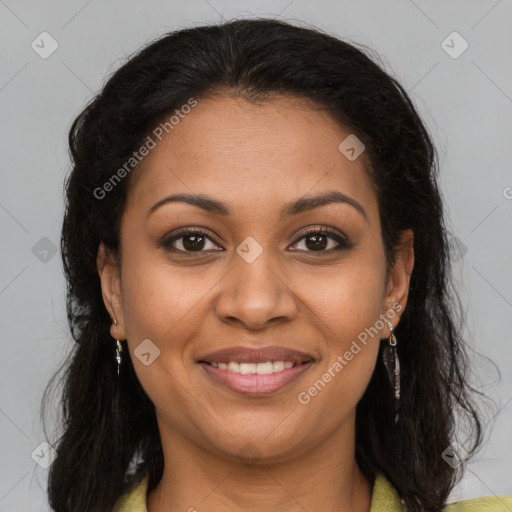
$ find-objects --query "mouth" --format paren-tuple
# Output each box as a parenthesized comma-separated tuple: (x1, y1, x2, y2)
(205, 360, 300, 373)
(197, 346, 315, 396)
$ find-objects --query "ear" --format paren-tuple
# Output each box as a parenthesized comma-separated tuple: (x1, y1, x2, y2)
(381, 229, 414, 336)
(97, 242, 126, 341)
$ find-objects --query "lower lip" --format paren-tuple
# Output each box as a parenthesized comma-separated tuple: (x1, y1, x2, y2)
(199, 361, 314, 395)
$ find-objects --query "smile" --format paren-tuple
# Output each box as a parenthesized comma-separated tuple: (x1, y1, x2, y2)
(199, 359, 314, 395)
(208, 360, 295, 374)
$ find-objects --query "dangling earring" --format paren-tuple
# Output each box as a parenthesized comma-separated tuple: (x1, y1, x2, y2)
(114, 319, 123, 385)
(382, 320, 401, 424)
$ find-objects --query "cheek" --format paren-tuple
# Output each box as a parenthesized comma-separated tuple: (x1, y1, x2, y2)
(118, 250, 216, 403)
(120, 250, 214, 344)
(299, 253, 385, 390)
(119, 252, 208, 421)
(296, 268, 383, 421)
(305, 255, 386, 339)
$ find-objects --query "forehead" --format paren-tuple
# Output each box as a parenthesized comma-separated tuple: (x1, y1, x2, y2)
(126, 94, 377, 219)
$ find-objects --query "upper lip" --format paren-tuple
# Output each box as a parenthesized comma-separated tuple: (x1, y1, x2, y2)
(198, 346, 315, 365)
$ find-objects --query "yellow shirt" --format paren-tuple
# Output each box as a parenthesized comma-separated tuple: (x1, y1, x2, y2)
(113, 472, 512, 511)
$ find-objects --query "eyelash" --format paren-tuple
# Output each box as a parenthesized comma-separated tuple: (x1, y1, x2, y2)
(160, 226, 351, 255)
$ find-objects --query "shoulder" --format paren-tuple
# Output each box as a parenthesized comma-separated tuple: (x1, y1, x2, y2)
(113, 474, 149, 512)
(443, 495, 512, 511)
(372, 472, 512, 512)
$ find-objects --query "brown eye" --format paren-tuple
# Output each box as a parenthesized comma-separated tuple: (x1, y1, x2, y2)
(181, 233, 206, 251)
(290, 227, 351, 253)
(160, 226, 351, 255)
(160, 228, 223, 253)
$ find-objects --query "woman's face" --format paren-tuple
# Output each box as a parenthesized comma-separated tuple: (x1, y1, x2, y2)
(98, 94, 413, 463)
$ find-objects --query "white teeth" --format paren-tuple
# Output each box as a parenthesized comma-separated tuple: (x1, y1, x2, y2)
(272, 360, 284, 372)
(211, 360, 300, 374)
(240, 363, 257, 374)
(227, 361, 240, 373)
(257, 361, 274, 374)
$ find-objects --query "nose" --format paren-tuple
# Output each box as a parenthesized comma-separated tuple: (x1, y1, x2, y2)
(215, 249, 298, 331)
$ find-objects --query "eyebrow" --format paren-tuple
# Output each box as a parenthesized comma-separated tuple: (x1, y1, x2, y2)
(147, 190, 367, 221)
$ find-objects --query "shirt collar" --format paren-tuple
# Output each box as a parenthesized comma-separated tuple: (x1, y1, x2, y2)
(115, 471, 404, 511)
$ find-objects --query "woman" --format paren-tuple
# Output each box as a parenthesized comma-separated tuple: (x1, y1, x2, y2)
(42, 18, 511, 512)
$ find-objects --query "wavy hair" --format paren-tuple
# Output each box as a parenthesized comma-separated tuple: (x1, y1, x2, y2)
(42, 18, 491, 512)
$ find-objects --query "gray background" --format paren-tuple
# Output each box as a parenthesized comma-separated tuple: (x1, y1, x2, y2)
(1, 0, 511, 509)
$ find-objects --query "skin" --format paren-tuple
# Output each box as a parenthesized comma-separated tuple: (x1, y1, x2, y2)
(97, 93, 414, 512)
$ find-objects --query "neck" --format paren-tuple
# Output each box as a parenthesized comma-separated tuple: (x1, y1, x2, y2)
(147, 415, 373, 512)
